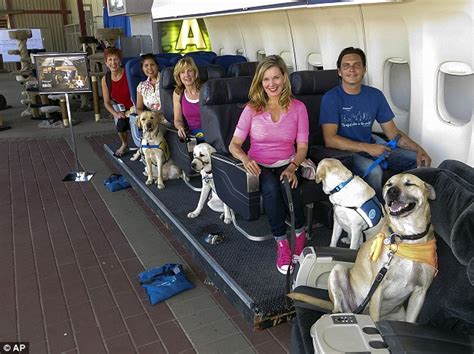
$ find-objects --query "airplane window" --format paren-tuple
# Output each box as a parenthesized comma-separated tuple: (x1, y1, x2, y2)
(307, 53, 323, 71)
(280, 51, 294, 73)
(437, 61, 473, 126)
(385, 58, 410, 112)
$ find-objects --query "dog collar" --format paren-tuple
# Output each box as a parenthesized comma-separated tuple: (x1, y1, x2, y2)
(142, 144, 160, 148)
(388, 223, 432, 241)
(329, 176, 354, 194)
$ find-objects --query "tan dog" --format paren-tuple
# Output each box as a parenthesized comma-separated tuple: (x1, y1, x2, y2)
(328, 173, 437, 322)
(136, 111, 179, 189)
(316, 158, 385, 249)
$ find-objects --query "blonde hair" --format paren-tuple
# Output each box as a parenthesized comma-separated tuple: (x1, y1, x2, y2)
(248, 55, 292, 112)
(173, 57, 202, 95)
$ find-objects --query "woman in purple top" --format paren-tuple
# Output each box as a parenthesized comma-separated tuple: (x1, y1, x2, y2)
(229, 55, 309, 274)
(172, 57, 203, 141)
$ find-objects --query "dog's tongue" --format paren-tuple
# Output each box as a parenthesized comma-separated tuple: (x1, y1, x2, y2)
(389, 200, 407, 213)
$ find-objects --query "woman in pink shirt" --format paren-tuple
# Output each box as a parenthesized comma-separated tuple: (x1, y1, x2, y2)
(172, 57, 204, 142)
(229, 55, 309, 274)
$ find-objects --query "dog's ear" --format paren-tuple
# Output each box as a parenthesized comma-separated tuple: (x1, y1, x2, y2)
(315, 165, 326, 184)
(136, 114, 143, 129)
(424, 182, 436, 200)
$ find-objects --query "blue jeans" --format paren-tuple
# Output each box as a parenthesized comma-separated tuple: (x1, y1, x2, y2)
(128, 113, 142, 148)
(352, 134, 417, 200)
(259, 165, 306, 238)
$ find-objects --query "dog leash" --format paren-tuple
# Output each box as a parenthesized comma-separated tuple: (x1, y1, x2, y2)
(362, 134, 401, 179)
(353, 233, 399, 314)
(282, 176, 296, 298)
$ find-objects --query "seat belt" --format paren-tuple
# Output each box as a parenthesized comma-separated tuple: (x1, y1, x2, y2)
(362, 134, 401, 179)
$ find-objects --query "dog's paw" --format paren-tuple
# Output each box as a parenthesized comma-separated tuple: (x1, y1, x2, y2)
(220, 213, 232, 224)
(157, 182, 165, 189)
(340, 237, 350, 245)
(187, 211, 199, 218)
(145, 178, 153, 185)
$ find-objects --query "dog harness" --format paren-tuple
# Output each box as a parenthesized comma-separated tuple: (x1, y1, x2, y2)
(330, 176, 384, 231)
(141, 139, 171, 162)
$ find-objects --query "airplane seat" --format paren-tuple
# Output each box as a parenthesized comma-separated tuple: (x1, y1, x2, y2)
(290, 70, 354, 228)
(125, 56, 169, 147)
(159, 65, 226, 176)
(125, 56, 169, 106)
(199, 76, 261, 221)
(227, 61, 259, 78)
(210, 54, 248, 73)
(185, 50, 217, 62)
(155, 52, 182, 63)
(290, 161, 474, 353)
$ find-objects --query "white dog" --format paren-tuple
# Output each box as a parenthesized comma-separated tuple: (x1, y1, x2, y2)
(137, 111, 181, 189)
(316, 158, 385, 249)
(187, 143, 231, 224)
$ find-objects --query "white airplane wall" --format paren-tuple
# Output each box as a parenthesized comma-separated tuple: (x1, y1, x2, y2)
(204, 0, 473, 166)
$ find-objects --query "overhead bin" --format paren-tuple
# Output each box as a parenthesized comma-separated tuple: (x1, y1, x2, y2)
(151, 0, 402, 21)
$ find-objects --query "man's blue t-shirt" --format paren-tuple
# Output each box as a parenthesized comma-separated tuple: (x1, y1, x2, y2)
(319, 85, 394, 143)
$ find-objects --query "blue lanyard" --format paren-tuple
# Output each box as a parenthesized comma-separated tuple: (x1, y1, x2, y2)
(362, 135, 400, 179)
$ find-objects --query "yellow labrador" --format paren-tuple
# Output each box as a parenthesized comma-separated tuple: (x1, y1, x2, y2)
(187, 143, 231, 224)
(328, 173, 437, 322)
(137, 111, 179, 189)
(316, 158, 385, 249)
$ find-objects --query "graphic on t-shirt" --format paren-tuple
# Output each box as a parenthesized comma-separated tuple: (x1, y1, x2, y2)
(340, 107, 373, 128)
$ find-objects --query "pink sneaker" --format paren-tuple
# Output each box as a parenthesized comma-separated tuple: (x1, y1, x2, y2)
(293, 232, 307, 262)
(276, 239, 293, 274)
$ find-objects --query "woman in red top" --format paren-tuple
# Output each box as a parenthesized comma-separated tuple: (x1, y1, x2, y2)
(102, 47, 133, 157)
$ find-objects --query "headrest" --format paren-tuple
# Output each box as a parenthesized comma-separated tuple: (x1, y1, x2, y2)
(228, 61, 258, 77)
(160, 65, 226, 91)
(410, 166, 474, 266)
(290, 70, 340, 96)
(161, 67, 175, 89)
(211, 55, 247, 71)
(199, 65, 226, 82)
(200, 76, 252, 106)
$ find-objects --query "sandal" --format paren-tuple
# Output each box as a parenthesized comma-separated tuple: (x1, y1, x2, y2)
(114, 146, 128, 157)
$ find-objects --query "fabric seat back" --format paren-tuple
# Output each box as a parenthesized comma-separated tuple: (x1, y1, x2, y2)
(228, 61, 258, 78)
(290, 70, 340, 147)
(211, 55, 248, 73)
(200, 76, 252, 153)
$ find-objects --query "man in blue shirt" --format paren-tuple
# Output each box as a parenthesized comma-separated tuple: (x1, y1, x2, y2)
(320, 47, 431, 199)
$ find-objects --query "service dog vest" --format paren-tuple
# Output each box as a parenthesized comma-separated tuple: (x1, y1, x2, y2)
(355, 197, 384, 230)
(141, 139, 171, 162)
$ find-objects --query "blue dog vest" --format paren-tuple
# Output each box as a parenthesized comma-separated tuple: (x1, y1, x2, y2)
(352, 196, 384, 230)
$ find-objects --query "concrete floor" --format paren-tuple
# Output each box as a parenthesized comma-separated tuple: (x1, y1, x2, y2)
(0, 72, 292, 353)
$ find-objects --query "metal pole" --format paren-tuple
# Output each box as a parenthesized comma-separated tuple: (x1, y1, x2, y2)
(65, 93, 80, 171)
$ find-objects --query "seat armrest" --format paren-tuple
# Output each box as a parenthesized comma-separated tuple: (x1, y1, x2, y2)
(211, 153, 261, 221)
(211, 153, 259, 193)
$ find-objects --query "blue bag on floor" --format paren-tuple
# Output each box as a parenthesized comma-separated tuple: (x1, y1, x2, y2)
(104, 174, 130, 192)
(139, 264, 194, 305)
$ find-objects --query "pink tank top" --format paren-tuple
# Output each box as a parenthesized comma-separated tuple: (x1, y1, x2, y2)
(181, 92, 201, 131)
